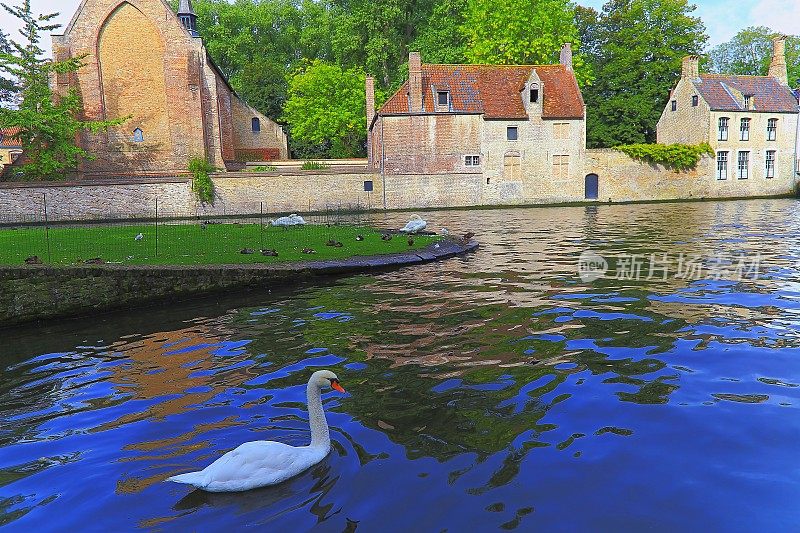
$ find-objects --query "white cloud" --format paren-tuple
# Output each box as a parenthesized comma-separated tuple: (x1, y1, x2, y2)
(748, 0, 800, 37)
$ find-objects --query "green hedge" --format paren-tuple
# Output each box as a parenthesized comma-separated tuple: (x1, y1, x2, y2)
(613, 143, 714, 171)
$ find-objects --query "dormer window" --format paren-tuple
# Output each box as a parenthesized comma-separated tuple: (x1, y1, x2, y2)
(251, 117, 261, 133)
(530, 84, 539, 103)
(744, 95, 753, 110)
(133, 128, 144, 142)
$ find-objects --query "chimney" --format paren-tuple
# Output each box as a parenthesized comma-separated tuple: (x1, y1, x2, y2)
(682, 56, 699, 80)
(365, 76, 375, 164)
(560, 43, 573, 71)
(409, 52, 423, 113)
(768, 35, 789, 86)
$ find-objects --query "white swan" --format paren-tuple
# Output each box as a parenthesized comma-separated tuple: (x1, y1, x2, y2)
(400, 214, 427, 234)
(270, 213, 306, 227)
(167, 370, 345, 492)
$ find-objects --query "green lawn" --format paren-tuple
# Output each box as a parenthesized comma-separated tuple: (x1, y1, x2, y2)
(0, 223, 441, 266)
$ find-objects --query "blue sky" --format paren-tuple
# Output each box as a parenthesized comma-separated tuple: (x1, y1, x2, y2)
(1, 0, 798, 54)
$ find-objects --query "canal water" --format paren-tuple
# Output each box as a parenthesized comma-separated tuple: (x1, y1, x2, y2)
(2, 199, 799, 531)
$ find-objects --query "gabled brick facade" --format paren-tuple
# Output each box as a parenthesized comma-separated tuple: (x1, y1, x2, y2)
(52, 0, 288, 177)
(367, 46, 587, 203)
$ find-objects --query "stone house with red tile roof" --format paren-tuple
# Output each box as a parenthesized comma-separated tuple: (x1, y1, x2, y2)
(366, 45, 586, 204)
(0, 127, 23, 170)
(51, 0, 288, 178)
(657, 37, 800, 185)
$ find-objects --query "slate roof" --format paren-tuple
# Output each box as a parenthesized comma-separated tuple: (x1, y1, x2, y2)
(379, 64, 584, 121)
(693, 74, 798, 113)
(0, 127, 21, 148)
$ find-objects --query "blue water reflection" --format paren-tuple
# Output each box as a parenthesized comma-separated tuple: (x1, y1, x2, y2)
(2, 200, 800, 530)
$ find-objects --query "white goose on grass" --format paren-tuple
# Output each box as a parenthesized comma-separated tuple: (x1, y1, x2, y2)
(270, 213, 306, 228)
(167, 370, 345, 493)
(399, 214, 427, 234)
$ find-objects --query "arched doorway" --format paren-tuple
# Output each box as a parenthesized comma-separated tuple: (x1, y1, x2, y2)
(585, 174, 599, 200)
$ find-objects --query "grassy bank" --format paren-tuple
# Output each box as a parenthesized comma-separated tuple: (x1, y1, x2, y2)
(0, 223, 441, 266)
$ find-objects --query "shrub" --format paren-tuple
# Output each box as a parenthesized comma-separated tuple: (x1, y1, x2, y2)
(188, 157, 216, 204)
(613, 143, 715, 171)
(301, 160, 330, 171)
(249, 165, 278, 172)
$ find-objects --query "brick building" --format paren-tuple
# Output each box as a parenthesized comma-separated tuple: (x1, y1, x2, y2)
(52, 0, 288, 177)
(657, 37, 800, 184)
(0, 127, 22, 171)
(366, 45, 586, 199)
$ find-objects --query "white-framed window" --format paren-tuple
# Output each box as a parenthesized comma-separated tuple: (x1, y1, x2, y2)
(740, 118, 750, 141)
(737, 151, 749, 179)
(464, 155, 481, 166)
(553, 122, 570, 139)
(437, 91, 450, 107)
(552, 155, 569, 179)
(767, 118, 777, 141)
(718, 117, 729, 141)
(766, 150, 776, 178)
(744, 95, 753, 109)
(716, 151, 728, 180)
(507, 126, 518, 141)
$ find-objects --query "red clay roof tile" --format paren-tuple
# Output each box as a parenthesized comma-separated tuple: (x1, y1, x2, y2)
(0, 127, 22, 148)
(379, 64, 584, 121)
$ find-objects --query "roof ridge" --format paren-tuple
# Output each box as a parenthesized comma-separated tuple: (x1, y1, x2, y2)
(423, 63, 563, 69)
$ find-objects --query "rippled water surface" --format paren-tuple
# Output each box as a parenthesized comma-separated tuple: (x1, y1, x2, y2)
(3, 199, 800, 531)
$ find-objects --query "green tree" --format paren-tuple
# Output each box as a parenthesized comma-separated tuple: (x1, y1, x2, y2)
(283, 61, 381, 158)
(461, 0, 591, 85)
(410, 0, 467, 65)
(583, 0, 708, 148)
(0, 0, 123, 180)
(0, 30, 17, 106)
(708, 26, 800, 85)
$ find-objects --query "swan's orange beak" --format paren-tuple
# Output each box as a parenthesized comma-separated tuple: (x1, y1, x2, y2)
(331, 380, 345, 393)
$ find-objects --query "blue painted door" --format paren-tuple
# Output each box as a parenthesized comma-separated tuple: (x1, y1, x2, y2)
(585, 174, 599, 200)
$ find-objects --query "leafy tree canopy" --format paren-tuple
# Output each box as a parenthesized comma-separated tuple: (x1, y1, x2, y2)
(708, 26, 800, 85)
(282, 61, 384, 159)
(582, 0, 708, 148)
(462, 0, 592, 86)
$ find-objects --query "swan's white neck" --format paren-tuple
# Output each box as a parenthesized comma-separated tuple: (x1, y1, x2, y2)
(307, 381, 330, 450)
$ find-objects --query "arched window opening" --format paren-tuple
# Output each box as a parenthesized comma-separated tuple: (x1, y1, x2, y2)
(585, 174, 599, 200)
(252, 117, 261, 133)
(530, 83, 539, 104)
(133, 128, 144, 142)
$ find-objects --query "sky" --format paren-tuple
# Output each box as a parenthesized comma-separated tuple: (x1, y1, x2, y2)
(1, 0, 799, 55)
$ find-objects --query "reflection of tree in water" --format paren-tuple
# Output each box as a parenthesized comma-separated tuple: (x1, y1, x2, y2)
(226, 278, 693, 461)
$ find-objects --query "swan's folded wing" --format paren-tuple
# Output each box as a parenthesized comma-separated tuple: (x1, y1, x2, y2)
(202, 441, 321, 488)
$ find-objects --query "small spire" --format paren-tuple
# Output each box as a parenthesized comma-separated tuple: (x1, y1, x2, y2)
(177, 0, 195, 15)
(177, 0, 198, 37)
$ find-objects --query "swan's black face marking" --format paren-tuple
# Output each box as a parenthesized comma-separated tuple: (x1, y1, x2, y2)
(328, 378, 345, 393)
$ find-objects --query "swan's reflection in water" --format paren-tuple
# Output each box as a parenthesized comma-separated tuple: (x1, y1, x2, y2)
(2, 200, 800, 530)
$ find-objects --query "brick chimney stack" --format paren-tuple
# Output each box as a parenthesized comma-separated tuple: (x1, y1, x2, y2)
(768, 35, 789, 86)
(365, 76, 375, 163)
(409, 52, 423, 113)
(681, 56, 700, 80)
(560, 43, 573, 71)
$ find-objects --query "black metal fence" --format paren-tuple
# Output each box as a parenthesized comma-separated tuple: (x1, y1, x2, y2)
(0, 198, 387, 266)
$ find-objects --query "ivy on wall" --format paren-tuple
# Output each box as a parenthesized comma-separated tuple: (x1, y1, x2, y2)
(613, 143, 715, 171)
(188, 157, 216, 204)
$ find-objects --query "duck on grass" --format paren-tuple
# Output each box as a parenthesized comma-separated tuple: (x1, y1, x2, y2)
(0, 219, 445, 266)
